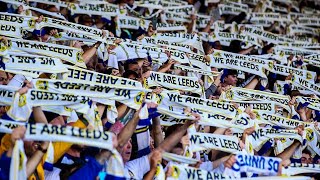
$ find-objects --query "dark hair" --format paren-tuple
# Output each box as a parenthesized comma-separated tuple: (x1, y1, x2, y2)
(302, 149, 312, 156)
(123, 70, 138, 78)
(123, 60, 138, 71)
(105, 68, 117, 75)
(262, 43, 274, 54)
(78, 14, 93, 25)
(43, 111, 61, 122)
(228, 40, 243, 53)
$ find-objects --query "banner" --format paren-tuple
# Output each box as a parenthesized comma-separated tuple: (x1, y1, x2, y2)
(189, 132, 242, 153)
(0, 24, 28, 38)
(0, 12, 36, 31)
(160, 92, 238, 116)
(3, 38, 85, 68)
(296, 96, 320, 112)
(146, 71, 202, 94)
(162, 152, 198, 165)
(156, 23, 186, 32)
(209, 32, 262, 47)
(209, 54, 268, 78)
(229, 153, 282, 176)
(248, 128, 302, 151)
(174, 64, 219, 76)
(0, 119, 114, 150)
(32, 79, 147, 110)
(224, 87, 291, 112)
(2, 54, 68, 73)
(282, 163, 320, 176)
(63, 65, 142, 88)
(69, 3, 119, 17)
(260, 112, 313, 129)
(271, 64, 316, 81)
(153, 32, 203, 53)
(292, 75, 320, 96)
(167, 164, 235, 179)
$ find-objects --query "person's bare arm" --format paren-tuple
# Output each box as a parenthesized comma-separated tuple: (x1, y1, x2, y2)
(212, 155, 230, 169)
(157, 115, 200, 152)
(276, 140, 300, 160)
(9, 126, 49, 177)
(244, 77, 259, 89)
(97, 103, 106, 118)
(32, 106, 48, 124)
(82, 42, 101, 64)
(202, 18, 214, 33)
(117, 111, 140, 150)
(152, 117, 164, 148)
(158, 59, 175, 73)
(187, 15, 196, 33)
(117, 104, 128, 120)
(144, 149, 162, 180)
(277, 126, 303, 160)
(238, 46, 255, 55)
(26, 143, 48, 177)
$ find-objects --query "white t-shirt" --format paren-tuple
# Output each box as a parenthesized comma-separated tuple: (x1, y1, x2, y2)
(44, 167, 61, 180)
(124, 155, 150, 179)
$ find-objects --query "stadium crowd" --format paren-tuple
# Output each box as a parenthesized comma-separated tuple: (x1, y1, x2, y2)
(0, 0, 320, 179)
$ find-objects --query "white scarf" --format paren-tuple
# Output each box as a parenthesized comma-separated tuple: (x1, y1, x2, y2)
(29, 0, 68, 7)
(271, 64, 316, 81)
(6, 88, 92, 121)
(241, 25, 294, 44)
(291, 75, 320, 96)
(69, 3, 119, 17)
(3, 54, 68, 74)
(5, 38, 86, 68)
(167, 164, 235, 180)
(63, 65, 142, 88)
(0, 24, 28, 39)
(296, 96, 320, 112)
(153, 33, 203, 53)
(156, 23, 187, 32)
(223, 87, 291, 112)
(160, 92, 238, 116)
(189, 132, 242, 153)
(209, 32, 262, 47)
(259, 112, 313, 129)
(218, 3, 247, 16)
(0, 12, 36, 31)
(32, 79, 147, 110)
(146, 71, 202, 94)
(209, 53, 268, 78)
(10, 140, 27, 180)
(282, 163, 320, 176)
(248, 128, 302, 151)
(162, 152, 198, 165)
(226, 153, 282, 177)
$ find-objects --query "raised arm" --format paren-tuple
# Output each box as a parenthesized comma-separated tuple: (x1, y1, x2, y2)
(157, 114, 200, 152)
(152, 117, 164, 148)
